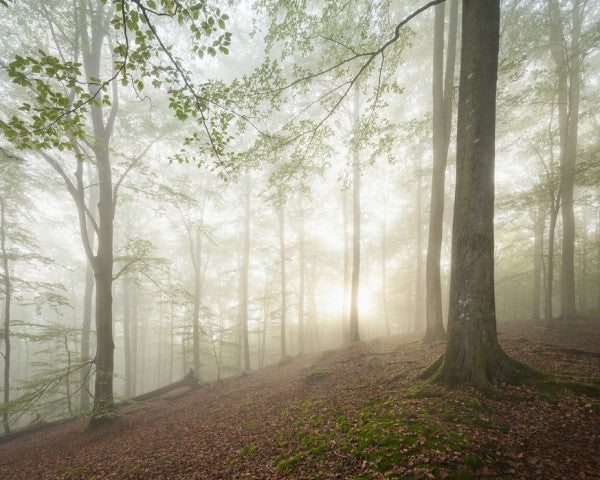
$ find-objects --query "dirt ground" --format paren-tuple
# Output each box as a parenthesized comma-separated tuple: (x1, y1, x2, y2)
(0, 319, 598, 479)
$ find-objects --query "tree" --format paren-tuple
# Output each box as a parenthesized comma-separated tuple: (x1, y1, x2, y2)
(348, 85, 362, 343)
(240, 174, 251, 370)
(0, 0, 232, 425)
(423, 0, 458, 342)
(277, 203, 288, 359)
(548, 0, 584, 319)
(425, 0, 532, 388)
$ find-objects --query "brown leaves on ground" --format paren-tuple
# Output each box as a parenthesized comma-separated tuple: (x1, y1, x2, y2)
(0, 319, 599, 479)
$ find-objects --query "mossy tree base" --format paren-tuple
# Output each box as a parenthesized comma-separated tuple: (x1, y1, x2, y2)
(421, 346, 542, 392)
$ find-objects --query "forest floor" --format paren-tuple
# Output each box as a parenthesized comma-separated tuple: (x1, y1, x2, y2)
(0, 319, 599, 480)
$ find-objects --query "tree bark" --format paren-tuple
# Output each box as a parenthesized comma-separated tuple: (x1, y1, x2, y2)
(191, 225, 202, 376)
(545, 201, 560, 327)
(341, 191, 350, 343)
(348, 85, 361, 343)
(278, 205, 287, 358)
(381, 190, 390, 337)
(79, 166, 97, 410)
(122, 277, 132, 398)
(1, 197, 11, 433)
(426, 0, 530, 388)
(532, 206, 544, 322)
(415, 154, 424, 332)
(297, 197, 305, 354)
(424, 0, 458, 342)
(549, 0, 582, 319)
(240, 174, 251, 369)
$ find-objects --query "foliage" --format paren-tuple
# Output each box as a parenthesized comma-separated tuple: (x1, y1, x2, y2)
(0, 0, 234, 161)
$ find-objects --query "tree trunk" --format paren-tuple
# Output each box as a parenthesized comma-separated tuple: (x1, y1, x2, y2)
(348, 85, 361, 343)
(549, 0, 582, 319)
(240, 175, 251, 370)
(532, 206, 544, 322)
(80, 166, 97, 409)
(1, 197, 11, 433)
(341, 191, 350, 343)
(297, 198, 306, 354)
(192, 225, 202, 376)
(415, 154, 424, 332)
(381, 190, 390, 337)
(424, 0, 458, 342)
(426, 0, 530, 389)
(91, 149, 115, 423)
(122, 277, 132, 398)
(545, 203, 559, 327)
(278, 206, 287, 358)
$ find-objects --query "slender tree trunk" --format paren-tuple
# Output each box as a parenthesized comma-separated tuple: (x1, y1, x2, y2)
(545, 203, 559, 327)
(297, 198, 305, 354)
(260, 273, 269, 368)
(240, 175, 251, 369)
(80, 167, 97, 409)
(426, 0, 529, 388)
(415, 155, 424, 332)
(381, 191, 390, 337)
(192, 225, 202, 376)
(278, 206, 287, 358)
(341, 191, 350, 343)
(122, 277, 132, 398)
(348, 85, 361, 343)
(1, 197, 11, 433)
(532, 207, 544, 322)
(64, 334, 73, 416)
(308, 259, 319, 352)
(424, 0, 458, 342)
(549, 0, 582, 319)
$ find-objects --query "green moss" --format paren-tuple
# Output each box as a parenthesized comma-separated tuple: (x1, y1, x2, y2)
(239, 443, 257, 457)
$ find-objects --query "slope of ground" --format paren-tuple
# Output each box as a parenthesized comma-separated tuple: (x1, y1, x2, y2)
(0, 320, 599, 480)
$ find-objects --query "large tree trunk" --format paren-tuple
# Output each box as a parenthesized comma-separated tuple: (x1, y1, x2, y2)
(91, 150, 115, 423)
(426, 0, 529, 388)
(240, 175, 251, 370)
(549, 0, 582, 319)
(278, 206, 287, 358)
(1, 197, 11, 433)
(424, 0, 458, 343)
(348, 85, 361, 343)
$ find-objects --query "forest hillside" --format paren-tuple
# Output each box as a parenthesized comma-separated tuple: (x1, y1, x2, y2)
(1, 319, 598, 480)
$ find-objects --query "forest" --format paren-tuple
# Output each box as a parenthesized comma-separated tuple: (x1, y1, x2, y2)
(0, 0, 599, 479)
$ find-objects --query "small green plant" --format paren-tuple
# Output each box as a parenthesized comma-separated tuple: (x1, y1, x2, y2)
(239, 443, 257, 457)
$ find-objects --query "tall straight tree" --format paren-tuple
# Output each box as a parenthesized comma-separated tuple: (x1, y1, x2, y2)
(297, 195, 306, 355)
(348, 85, 361, 343)
(277, 204, 287, 358)
(549, 0, 583, 319)
(1, 196, 10, 433)
(424, 0, 459, 342)
(426, 0, 530, 387)
(240, 174, 251, 370)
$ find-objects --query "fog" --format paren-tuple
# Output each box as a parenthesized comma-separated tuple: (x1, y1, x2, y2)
(0, 0, 598, 457)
